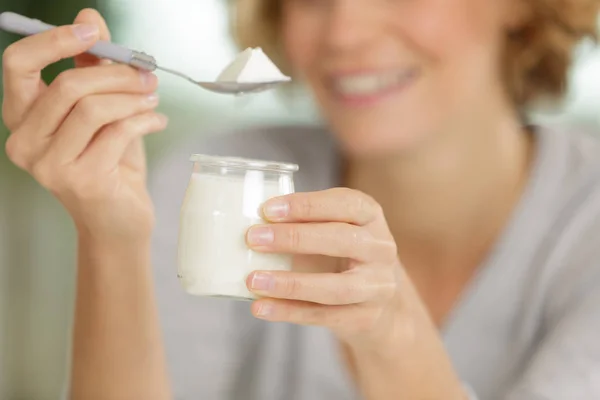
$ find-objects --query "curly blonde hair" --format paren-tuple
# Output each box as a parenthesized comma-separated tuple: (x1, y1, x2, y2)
(229, 0, 599, 107)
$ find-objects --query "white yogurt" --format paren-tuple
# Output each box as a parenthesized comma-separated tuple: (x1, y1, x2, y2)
(217, 47, 290, 83)
(177, 164, 295, 300)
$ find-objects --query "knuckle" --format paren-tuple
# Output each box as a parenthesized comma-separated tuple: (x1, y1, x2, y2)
(340, 270, 369, 301)
(74, 96, 103, 124)
(383, 239, 398, 260)
(296, 194, 316, 219)
(334, 282, 356, 304)
(354, 192, 381, 221)
(98, 127, 125, 153)
(334, 188, 381, 222)
(286, 226, 303, 250)
(2, 103, 16, 131)
(117, 114, 151, 136)
(333, 187, 355, 196)
(53, 69, 81, 99)
(279, 275, 302, 298)
(105, 119, 130, 139)
(31, 160, 56, 189)
(48, 28, 71, 52)
(2, 43, 21, 71)
(379, 279, 398, 301)
(372, 199, 384, 217)
(370, 237, 398, 262)
(101, 115, 147, 147)
(4, 134, 27, 168)
(346, 228, 375, 259)
(350, 227, 371, 245)
(335, 187, 361, 201)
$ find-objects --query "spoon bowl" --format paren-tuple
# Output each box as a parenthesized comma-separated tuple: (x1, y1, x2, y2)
(194, 80, 290, 95)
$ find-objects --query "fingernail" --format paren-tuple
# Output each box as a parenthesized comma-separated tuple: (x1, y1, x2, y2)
(250, 273, 274, 291)
(247, 226, 274, 245)
(263, 200, 289, 220)
(256, 302, 274, 317)
(140, 71, 157, 87)
(72, 24, 99, 41)
(144, 93, 159, 105)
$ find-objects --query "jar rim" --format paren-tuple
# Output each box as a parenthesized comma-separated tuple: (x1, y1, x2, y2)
(189, 154, 299, 172)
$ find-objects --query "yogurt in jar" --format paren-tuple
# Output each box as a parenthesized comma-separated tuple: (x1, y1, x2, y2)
(177, 155, 298, 300)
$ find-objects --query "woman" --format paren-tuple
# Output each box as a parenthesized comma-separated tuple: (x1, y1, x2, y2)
(3, 0, 600, 398)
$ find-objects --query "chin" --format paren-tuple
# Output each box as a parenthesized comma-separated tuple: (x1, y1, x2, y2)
(325, 109, 436, 159)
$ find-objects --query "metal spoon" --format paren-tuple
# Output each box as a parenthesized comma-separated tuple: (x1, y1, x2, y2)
(0, 11, 290, 95)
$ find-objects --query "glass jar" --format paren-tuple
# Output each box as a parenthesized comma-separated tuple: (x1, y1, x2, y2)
(177, 154, 299, 301)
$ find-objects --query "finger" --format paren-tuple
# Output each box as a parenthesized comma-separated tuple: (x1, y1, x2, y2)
(261, 188, 382, 225)
(73, 8, 112, 68)
(13, 65, 157, 160)
(80, 111, 168, 171)
(45, 93, 160, 163)
(250, 298, 379, 334)
(2, 24, 100, 127)
(246, 222, 397, 262)
(246, 270, 384, 305)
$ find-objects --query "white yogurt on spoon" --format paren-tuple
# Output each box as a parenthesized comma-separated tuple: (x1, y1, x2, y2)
(217, 47, 291, 83)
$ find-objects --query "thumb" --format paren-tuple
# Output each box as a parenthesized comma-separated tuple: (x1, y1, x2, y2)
(72, 8, 112, 68)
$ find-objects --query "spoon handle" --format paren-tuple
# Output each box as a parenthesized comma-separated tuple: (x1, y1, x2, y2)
(0, 11, 158, 71)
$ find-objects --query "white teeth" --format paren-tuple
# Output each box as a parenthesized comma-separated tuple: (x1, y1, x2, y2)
(334, 72, 412, 96)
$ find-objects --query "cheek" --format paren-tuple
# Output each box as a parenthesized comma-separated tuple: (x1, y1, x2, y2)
(282, 10, 322, 76)
(403, 0, 504, 85)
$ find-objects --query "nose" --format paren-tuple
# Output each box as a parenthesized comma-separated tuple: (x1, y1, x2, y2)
(323, 0, 381, 52)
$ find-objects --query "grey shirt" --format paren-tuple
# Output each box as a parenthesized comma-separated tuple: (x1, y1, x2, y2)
(149, 125, 600, 400)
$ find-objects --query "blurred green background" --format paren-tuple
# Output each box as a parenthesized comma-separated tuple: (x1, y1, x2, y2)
(0, 1, 598, 399)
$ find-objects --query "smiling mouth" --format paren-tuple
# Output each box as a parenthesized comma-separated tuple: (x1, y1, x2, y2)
(330, 69, 418, 105)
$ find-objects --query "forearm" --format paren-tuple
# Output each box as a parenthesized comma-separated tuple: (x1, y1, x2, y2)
(69, 233, 171, 400)
(342, 288, 466, 400)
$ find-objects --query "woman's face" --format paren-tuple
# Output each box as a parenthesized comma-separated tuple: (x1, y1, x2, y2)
(282, 0, 521, 156)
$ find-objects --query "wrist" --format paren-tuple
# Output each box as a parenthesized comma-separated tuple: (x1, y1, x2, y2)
(77, 228, 153, 260)
(75, 214, 153, 248)
(69, 193, 155, 245)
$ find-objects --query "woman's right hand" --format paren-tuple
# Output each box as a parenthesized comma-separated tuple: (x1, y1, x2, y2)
(2, 9, 167, 242)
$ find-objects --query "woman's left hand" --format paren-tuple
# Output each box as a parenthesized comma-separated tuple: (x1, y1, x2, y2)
(246, 188, 468, 400)
(245, 187, 404, 345)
